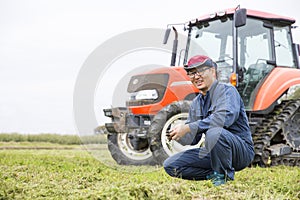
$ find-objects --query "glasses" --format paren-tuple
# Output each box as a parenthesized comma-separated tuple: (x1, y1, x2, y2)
(187, 67, 211, 79)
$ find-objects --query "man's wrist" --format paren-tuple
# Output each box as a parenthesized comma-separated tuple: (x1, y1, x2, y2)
(184, 124, 191, 134)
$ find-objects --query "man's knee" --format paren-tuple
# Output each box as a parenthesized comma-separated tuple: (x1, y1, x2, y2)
(205, 127, 225, 151)
(163, 156, 177, 177)
(205, 127, 223, 140)
(163, 156, 171, 169)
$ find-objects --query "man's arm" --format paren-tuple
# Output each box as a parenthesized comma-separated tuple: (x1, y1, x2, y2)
(189, 85, 240, 134)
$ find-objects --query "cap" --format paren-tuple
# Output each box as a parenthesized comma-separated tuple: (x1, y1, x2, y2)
(184, 55, 216, 71)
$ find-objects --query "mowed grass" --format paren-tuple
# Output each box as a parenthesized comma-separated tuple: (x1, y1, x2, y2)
(0, 144, 299, 200)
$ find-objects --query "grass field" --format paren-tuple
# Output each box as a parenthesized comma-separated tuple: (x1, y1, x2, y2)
(0, 134, 300, 200)
(0, 141, 299, 199)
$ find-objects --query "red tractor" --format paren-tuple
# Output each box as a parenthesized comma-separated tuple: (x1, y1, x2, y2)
(103, 7, 300, 167)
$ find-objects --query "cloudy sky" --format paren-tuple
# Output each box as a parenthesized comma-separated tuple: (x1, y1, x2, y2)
(1, 0, 300, 134)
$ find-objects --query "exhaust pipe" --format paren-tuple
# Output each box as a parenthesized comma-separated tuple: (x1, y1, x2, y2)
(170, 27, 178, 66)
(163, 26, 178, 66)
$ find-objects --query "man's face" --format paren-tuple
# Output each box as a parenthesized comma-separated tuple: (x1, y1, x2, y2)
(187, 66, 216, 95)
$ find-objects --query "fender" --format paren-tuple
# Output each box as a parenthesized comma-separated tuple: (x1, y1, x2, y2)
(253, 67, 300, 111)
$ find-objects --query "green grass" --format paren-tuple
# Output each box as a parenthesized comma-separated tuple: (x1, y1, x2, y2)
(0, 143, 299, 200)
(0, 133, 107, 145)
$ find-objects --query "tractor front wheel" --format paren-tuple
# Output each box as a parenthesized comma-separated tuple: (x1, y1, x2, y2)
(107, 133, 157, 165)
(149, 101, 204, 165)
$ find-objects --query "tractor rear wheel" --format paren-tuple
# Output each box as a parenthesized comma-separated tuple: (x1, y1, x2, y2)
(251, 99, 300, 167)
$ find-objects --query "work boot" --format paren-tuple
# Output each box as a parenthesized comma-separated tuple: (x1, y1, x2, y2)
(206, 171, 231, 186)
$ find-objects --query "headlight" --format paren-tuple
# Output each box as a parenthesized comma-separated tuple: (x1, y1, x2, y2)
(131, 89, 158, 100)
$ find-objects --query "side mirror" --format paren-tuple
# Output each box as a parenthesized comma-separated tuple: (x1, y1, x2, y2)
(295, 43, 300, 56)
(293, 43, 300, 68)
(163, 28, 171, 44)
(234, 8, 247, 27)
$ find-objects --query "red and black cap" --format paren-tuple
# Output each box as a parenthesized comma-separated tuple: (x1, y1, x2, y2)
(184, 55, 217, 71)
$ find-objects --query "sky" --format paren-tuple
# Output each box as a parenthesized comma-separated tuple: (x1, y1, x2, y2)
(1, 0, 300, 135)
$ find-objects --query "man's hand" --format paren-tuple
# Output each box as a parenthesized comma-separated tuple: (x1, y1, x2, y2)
(168, 124, 190, 141)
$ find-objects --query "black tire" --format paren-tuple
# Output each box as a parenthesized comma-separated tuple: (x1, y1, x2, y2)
(149, 101, 204, 165)
(282, 100, 300, 152)
(107, 133, 157, 165)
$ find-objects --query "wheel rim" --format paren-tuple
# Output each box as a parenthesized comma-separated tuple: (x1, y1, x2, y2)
(117, 133, 153, 161)
(161, 113, 204, 156)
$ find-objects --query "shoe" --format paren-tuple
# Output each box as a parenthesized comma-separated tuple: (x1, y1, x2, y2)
(206, 171, 228, 186)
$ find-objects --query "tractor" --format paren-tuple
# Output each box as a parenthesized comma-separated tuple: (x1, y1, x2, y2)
(103, 7, 300, 167)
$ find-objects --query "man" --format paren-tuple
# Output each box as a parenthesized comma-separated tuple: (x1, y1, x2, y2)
(163, 55, 255, 186)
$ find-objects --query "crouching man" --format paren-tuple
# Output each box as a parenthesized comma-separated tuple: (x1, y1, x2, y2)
(164, 55, 254, 186)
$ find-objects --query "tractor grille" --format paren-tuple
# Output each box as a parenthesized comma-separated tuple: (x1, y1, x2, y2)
(126, 73, 169, 106)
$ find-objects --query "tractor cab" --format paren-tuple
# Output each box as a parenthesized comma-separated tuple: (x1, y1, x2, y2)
(184, 8, 299, 110)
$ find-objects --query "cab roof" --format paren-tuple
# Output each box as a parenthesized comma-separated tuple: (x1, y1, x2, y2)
(194, 8, 295, 25)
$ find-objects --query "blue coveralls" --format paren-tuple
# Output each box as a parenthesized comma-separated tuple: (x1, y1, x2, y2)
(163, 81, 255, 180)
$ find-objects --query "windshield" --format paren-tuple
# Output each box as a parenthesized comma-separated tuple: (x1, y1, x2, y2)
(186, 19, 233, 83)
(274, 26, 295, 67)
(238, 18, 273, 70)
